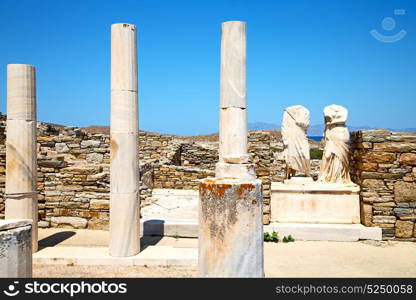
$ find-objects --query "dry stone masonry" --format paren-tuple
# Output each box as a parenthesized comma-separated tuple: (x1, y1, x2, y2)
(0, 118, 276, 229)
(351, 130, 416, 241)
(1, 112, 415, 243)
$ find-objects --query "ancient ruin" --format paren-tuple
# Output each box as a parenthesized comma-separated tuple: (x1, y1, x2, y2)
(109, 23, 140, 257)
(0, 14, 414, 279)
(271, 105, 361, 226)
(282, 105, 311, 179)
(319, 104, 351, 184)
(5, 64, 38, 253)
(199, 21, 264, 278)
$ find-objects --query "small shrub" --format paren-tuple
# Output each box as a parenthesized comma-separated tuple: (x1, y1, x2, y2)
(310, 149, 323, 159)
(283, 235, 295, 243)
(264, 231, 279, 242)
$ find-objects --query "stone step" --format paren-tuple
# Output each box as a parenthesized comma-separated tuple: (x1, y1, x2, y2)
(140, 219, 382, 242)
(33, 245, 197, 267)
(265, 223, 382, 242)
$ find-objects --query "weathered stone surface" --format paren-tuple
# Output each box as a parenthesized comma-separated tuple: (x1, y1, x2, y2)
(400, 153, 416, 165)
(372, 215, 396, 224)
(55, 142, 69, 153)
(86, 153, 103, 164)
(199, 178, 264, 277)
(360, 203, 372, 226)
(373, 142, 416, 152)
(361, 179, 385, 188)
(356, 162, 378, 171)
(38, 160, 67, 168)
(352, 130, 416, 241)
(80, 140, 101, 148)
(90, 200, 109, 210)
(87, 218, 109, 230)
(395, 181, 416, 202)
(50, 216, 87, 229)
(358, 129, 391, 142)
(0, 221, 32, 277)
(361, 172, 402, 180)
(38, 220, 49, 228)
(395, 220, 414, 238)
(362, 152, 396, 163)
(356, 142, 373, 149)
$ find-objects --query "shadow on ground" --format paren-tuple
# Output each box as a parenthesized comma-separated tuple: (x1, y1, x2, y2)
(39, 231, 76, 250)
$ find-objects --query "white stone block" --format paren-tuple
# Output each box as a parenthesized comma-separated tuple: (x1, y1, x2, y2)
(5, 119, 37, 193)
(215, 162, 256, 180)
(111, 23, 137, 92)
(270, 182, 361, 224)
(109, 192, 140, 257)
(199, 178, 264, 277)
(7, 64, 36, 121)
(110, 133, 138, 193)
(218, 107, 248, 163)
(220, 21, 246, 109)
(0, 219, 32, 277)
(110, 90, 138, 133)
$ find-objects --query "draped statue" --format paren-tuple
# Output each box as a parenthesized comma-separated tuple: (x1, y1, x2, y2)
(281, 105, 311, 179)
(319, 105, 352, 184)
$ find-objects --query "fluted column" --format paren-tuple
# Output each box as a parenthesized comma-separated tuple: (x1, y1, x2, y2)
(109, 23, 140, 257)
(5, 64, 38, 253)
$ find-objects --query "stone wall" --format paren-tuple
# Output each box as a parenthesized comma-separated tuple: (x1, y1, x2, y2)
(180, 143, 217, 170)
(153, 165, 215, 190)
(0, 118, 168, 229)
(151, 132, 275, 223)
(351, 130, 416, 241)
(0, 114, 317, 229)
(249, 132, 272, 223)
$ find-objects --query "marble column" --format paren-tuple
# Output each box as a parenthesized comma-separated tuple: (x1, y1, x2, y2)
(5, 64, 38, 253)
(216, 21, 256, 180)
(199, 21, 264, 277)
(109, 23, 140, 257)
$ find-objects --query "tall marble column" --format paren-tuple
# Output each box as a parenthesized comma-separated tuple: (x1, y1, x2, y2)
(5, 64, 38, 253)
(199, 21, 264, 277)
(109, 23, 140, 257)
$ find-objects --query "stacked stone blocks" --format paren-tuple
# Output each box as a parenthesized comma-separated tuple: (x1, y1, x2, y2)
(351, 130, 416, 240)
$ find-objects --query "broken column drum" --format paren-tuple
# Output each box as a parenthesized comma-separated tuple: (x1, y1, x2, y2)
(110, 23, 140, 257)
(5, 64, 38, 253)
(199, 21, 264, 277)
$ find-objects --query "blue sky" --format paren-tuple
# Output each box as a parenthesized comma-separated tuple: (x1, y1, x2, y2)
(0, 0, 414, 135)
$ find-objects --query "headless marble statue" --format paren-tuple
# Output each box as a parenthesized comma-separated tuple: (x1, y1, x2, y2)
(281, 105, 311, 179)
(319, 104, 352, 184)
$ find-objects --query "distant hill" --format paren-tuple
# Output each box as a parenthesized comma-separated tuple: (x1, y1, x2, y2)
(249, 122, 416, 136)
(248, 122, 279, 130)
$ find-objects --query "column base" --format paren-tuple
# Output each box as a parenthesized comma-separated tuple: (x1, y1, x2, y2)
(199, 178, 264, 277)
(215, 162, 256, 180)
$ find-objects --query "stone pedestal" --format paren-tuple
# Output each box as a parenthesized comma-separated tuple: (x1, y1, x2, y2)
(0, 219, 32, 278)
(270, 180, 360, 224)
(199, 178, 264, 277)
